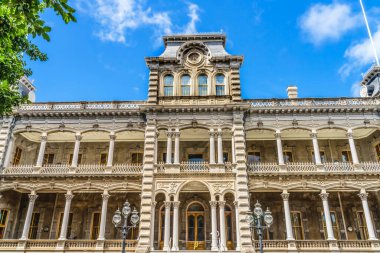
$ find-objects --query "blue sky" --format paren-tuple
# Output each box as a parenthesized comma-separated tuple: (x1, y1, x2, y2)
(27, 0, 380, 102)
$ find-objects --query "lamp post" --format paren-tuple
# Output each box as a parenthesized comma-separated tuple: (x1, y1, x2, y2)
(112, 199, 140, 253)
(246, 201, 273, 253)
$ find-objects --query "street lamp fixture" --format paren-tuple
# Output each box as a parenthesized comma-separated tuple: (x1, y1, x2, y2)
(246, 201, 273, 253)
(112, 199, 140, 253)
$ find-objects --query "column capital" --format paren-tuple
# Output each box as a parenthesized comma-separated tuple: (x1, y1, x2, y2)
(218, 200, 226, 207)
(151, 201, 157, 207)
(233, 201, 238, 207)
(281, 192, 290, 200)
(64, 193, 75, 201)
(274, 132, 281, 138)
(75, 134, 82, 141)
(40, 135, 48, 141)
(358, 192, 368, 201)
(310, 132, 318, 139)
(209, 201, 218, 207)
(166, 131, 173, 138)
(28, 194, 38, 202)
(155, 131, 160, 138)
(319, 192, 329, 201)
(173, 132, 181, 138)
(109, 134, 116, 140)
(217, 131, 223, 137)
(172, 201, 180, 208)
(101, 193, 110, 200)
(164, 201, 171, 208)
(209, 131, 216, 137)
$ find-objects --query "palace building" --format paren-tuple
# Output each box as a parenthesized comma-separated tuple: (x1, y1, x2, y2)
(0, 33, 380, 253)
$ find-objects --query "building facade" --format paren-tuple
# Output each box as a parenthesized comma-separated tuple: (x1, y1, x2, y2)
(0, 34, 380, 253)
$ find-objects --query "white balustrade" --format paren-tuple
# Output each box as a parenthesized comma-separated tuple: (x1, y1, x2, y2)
(247, 162, 279, 173)
(3, 165, 34, 174)
(39, 164, 69, 174)
(361, 161, 380, 172)
(286, 162, 317, 172)
(250, 98, 380, 108)
(112, 163, 143, 173)
(180, 161, 209, 172)
(324, 162, 354, 172)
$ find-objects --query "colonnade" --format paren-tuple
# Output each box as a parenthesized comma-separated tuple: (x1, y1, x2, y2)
(279, 189, 377, 241)
(150, 200, 239, 251)
(18, 190, 111, 242)
(164, 128, 230, 165)
(274, 129, 360, 165)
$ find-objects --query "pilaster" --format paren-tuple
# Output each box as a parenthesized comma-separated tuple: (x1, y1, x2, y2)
(232, 111, 254, 252)
(136, 118, 157, 253)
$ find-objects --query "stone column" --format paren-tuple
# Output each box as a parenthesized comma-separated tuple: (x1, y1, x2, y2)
(219, 201, 227, 251)
(163, 201, 171, 251)
(71, 133, 82, 167)
(231, 134, 236, 164)
(106, 132, 116, 167)
(320, 191, 335, 240)
(209, 130, 216, 164)
(210, 201, 218, 251)
(59, 192, 74, 240)
(281, 191, 294, 240)
(311, 131, 322, 165)
(234, 201, 241, 251)
(35, 133, 47, 167)
(166, 131, 172, 164)
(150, 202, 157, 250)
(172, 201, 180, 251)
(97, 191, 110, 241)
(358, 190, 377, 240)
(20, 193, 38, 240)
(174, 131, 180, 164)
(217, 130, 224, 164)
(347, 130, 359, 164)
(3, 135, 14, 168)
(275, 131, 285, 165)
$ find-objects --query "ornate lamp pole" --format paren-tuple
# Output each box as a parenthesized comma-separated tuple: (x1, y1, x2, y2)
(112, 200, 140, 253)
(246, 201, 273, 253)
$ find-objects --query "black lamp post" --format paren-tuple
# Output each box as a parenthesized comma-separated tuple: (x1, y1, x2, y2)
(246, 201, 273, 253)
(112, 200, 140, 253)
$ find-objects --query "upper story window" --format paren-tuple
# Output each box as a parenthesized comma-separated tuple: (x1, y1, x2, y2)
(198, 75, 208, 96)
(181, 74, 191, 96)
(215, 74, 225, 96)
(163, 75, 174, 96)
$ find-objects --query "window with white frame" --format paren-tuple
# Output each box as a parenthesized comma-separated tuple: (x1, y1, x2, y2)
(181, 74, 191, 96)
(215, 74, 225, 96)
(198, 75, 208, 96)
(163, 75, 174, 96)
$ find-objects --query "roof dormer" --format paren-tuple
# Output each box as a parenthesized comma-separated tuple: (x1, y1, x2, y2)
(145, 33, 243, 104)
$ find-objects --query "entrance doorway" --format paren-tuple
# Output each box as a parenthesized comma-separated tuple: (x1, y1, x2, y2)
(186, 203, 206, 250)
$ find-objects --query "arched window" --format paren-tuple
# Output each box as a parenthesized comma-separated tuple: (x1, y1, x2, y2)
(163, 75, 174, 96)
(215, 74, 225, 96)
(181, 75, 191, 96)
(198, 75, 208, 96)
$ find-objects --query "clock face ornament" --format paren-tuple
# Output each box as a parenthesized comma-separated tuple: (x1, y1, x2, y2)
(186, 51, 203, 65)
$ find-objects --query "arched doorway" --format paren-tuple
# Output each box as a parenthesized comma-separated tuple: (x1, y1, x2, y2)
(186, 202, 206, 250)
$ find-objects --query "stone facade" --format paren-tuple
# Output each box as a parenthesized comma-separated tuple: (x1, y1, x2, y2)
(0, 34, 380, 253)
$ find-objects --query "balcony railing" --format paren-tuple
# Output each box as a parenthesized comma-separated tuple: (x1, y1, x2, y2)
(253, 240, 374, 251)
(155, 161, 235, 174)
(247, 162, 380, 174)
(2, 164, 143, 176)
(0, 239, 137, 252)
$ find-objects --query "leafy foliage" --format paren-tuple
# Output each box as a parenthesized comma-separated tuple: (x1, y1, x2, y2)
(0, 0, 76, 115)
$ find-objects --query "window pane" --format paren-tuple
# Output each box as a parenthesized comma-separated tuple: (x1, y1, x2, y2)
(248, 152, 261, 163)
(164, 87, 173, 96)
(182, 86, 190, 96)
(198, 86, 207, 96)
(164, 75, 174, 86)
(198, 75, 207, 85)
(181, 75, 191, 85)
(216, 85, 225, 96)
(216, 74, 225, 84)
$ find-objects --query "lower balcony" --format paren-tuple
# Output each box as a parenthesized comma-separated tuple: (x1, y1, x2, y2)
(1, 163, 143, 176)
(0, 239, 137, 252)
(254, 240, 380, 252)
(247, 162, 380, 175)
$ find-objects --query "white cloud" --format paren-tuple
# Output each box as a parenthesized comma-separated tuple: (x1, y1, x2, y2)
(350, 82, 361, 97)
(184, 3, 200, 34)
(339, 26, 380, 77)
(300, 3, 360, 46)
(77, 0, 199, 44)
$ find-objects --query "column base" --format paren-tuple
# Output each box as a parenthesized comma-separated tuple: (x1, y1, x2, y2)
(33, 166, 41, 173)
(55, 240, 65, 250)
(210, 163, 225, 173)
(105, 166, 113, 173)
(328, 240, 340, 252)
(165, 164, 180, 173)
(279, 164, 287, 172)
(135, 245, 150, 253)
(171, 245, 179, 251)
(69, 166, 77, 173)
(353, 163, 364, 171)
(95, 239, 105, 250)
(16, 240, 26, 250)
(371, 240, 380, 252)
(316, 164, 325, 172)
(287, 240, 297, 252)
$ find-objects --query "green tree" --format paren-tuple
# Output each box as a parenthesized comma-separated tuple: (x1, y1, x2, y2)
(0, 0, 76, 115)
